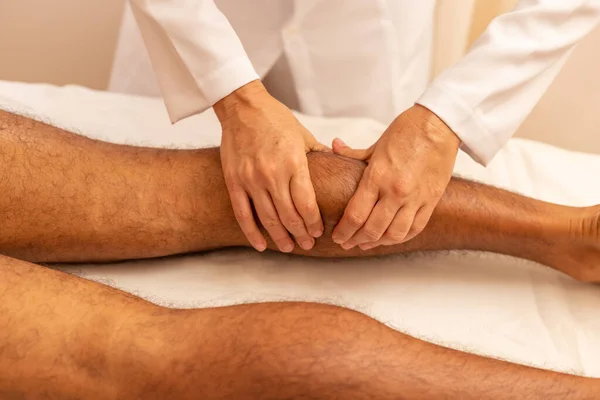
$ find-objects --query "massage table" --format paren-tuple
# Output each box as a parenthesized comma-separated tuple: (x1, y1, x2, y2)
(1, 80, 599, 377)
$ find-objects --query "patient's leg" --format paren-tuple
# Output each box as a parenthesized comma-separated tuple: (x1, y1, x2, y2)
(0, 109, 598, 282)
(1, 255, 597, 399)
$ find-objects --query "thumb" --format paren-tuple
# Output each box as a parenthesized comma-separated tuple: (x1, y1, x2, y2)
(332, 138, 374, 160)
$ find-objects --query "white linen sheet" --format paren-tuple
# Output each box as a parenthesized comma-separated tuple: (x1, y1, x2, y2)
(0, 81, 599, 377)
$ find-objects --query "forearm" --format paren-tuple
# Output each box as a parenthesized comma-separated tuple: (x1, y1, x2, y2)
(1, 256, 597, 399)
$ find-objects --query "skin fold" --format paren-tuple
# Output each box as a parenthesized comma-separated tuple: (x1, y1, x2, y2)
(0, 109, 599, 399)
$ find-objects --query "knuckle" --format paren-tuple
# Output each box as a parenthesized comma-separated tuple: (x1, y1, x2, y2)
(362, 228, 382, 241)
(257, 159, 278, 177)
(284, 217, 305, 230)
(390, 182, 410, 198)
(369, 165, 386, 180)
(240, 161, 254, 177)
(234, 209, 252, 222)
(262, 218, 281, 228)
(384, 231, 409, 243)
(300, 199, 318, 215)
(287, 155, 303, 168)
(347, 212, 366, 228)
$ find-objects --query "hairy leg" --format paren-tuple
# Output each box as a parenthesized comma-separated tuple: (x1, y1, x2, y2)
(1, 255, 597, 399)
(0, 109, 598, 281)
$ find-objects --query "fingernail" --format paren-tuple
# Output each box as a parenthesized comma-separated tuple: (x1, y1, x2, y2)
(281, 242, 294, 253)
(255, 242, 267, 252)
(301, 239, 314, 251)
(313, 228, 324, 238)
(332, 235, 342, 244)
(333, 138, 346, 148)
(341, 242, 354, 250)
(360, 244, 375, 251)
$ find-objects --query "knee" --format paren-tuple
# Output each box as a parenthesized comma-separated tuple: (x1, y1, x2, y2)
(160, 302, 393, 399)
(306, 152, 366, 234)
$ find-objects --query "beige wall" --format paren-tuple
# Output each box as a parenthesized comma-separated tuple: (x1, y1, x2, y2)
(1, 0, 599, 153)
(0, 0, 125, 90)
(515, 22, 600, 153)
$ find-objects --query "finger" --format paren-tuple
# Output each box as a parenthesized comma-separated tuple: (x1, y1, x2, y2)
(401, 205, 433, 243)
(379, 205, 419, 245)
(272, 178, 315, 251)
(360, 206, 426, 249)
(332, 178, 379, 245)
(290, 166, 324, 238)
(228, 185, 267, 252)
(359, 242, 378, 251)
(332, 138, 375, 160)
(253, 190, 295, 253)
(310, 141, 333, 153)
(303, 129, 332, 153)
(346, 197, 398, 246)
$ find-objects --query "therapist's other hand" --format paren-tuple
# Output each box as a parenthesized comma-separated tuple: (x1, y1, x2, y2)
(331, 105, 460, 250)
(215, 80, 328, 253)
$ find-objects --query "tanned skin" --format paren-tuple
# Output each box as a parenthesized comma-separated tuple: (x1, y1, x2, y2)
(1, 110, 599, 281)
(0, 109, 599, 399)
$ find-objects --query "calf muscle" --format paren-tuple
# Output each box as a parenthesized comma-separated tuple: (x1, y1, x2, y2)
(0, 255, 597, 399)
(0, 110, 576, 271)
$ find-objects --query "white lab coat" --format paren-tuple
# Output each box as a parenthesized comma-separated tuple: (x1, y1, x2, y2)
(119, 0, 600, 165)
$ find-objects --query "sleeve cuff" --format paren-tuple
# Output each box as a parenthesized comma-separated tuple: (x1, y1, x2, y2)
(416, 82, 503, 166)
(166, 56, 260, 124)
(198, 56, 260, 105)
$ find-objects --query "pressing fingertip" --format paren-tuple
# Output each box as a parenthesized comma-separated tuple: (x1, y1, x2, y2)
(254, 242, 267, 252)
(312, 227, 324, 238)
(341, 242, 355, 250)
(332, 138, 346, 150)
(300, 239, 315, 251)
(280, 242, 294, 253)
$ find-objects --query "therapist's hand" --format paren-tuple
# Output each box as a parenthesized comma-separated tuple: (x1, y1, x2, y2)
(215, 80, 328, 253)
(331, 105, 460, 250)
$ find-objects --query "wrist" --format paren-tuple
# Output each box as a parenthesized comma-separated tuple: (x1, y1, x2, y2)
(213, 80, 269, 123)
(412, 104, 461, 150)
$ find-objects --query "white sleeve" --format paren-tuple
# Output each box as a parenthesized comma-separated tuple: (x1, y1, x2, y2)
(128, 0, 259, 123)
(416, 0, 600, 165)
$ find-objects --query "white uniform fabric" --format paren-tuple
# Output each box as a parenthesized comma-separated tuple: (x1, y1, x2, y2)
(418, 0, 600, 165)
(116, 0, 600, 166)
(1, 81, 599, 377)
(115, 0, 436, 125)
